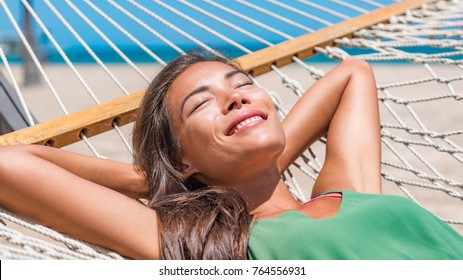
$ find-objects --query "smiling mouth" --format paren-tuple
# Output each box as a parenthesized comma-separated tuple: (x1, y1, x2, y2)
(228, 115, 265, 136)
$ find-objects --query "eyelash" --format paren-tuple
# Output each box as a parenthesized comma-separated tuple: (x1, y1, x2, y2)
(237, 81, 253, 88)
(188, 99, 210, 116)
(187, 80, 253, 116)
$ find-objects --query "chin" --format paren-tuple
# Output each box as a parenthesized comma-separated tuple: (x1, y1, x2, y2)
(249, 132, 285, 158)
(259, 125, 285, 146)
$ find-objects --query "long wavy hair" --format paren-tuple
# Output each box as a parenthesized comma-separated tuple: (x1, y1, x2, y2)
(152, 186, 251, 260)
(132, 50, 251, 259)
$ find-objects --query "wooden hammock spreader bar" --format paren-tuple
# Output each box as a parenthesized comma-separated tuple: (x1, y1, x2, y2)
(0, 89, 144, 147)
(0, 0, 432, 148)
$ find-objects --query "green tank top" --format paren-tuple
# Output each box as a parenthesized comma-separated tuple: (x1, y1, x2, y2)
(248, 190, 463, 259)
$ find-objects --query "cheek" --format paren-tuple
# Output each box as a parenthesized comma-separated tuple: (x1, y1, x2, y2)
(252, 87, 274, 102)
(178, 115, 220, 158)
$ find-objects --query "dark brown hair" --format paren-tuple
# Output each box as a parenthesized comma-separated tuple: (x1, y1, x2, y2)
(132, 50, 251, 259)
(152, 186, 251, 260)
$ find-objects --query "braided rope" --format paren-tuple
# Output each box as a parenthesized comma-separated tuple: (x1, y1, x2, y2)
(296, 0, 351, 20)
(0, 208, 123, 259)
(21, 0, 101, 106)
(237, 0, 315, 33)
(204, 0, 294, 40)
(330, 0, 369, 14)
(153, 0, 252, 54)
(82, 0, 164, 72)
(267, 0, 334, 26)
(108, 0, 184, 58)
(179, 0, 274, 47)
(0, 0, 69, 115)
(0, 47, 34, 126)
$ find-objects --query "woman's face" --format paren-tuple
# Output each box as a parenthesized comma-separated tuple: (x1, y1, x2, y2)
(167, 61, 285, 187)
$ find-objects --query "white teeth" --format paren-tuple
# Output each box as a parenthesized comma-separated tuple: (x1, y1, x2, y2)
(233, 116, 262, 134)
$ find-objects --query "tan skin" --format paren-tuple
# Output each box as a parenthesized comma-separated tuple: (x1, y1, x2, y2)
(0, 57, 381, 259)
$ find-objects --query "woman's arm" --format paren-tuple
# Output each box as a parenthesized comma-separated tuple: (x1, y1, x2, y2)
(278, 57, 381, 196)
(5, 145, 149, 199)
(0, 145, 159, 259)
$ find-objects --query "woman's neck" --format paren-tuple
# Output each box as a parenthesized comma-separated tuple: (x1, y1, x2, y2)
(250, 179, 300, 220)
(231, 166, 300, 218)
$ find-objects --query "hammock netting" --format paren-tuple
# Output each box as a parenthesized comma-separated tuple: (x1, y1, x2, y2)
(0, 0, 461, 259)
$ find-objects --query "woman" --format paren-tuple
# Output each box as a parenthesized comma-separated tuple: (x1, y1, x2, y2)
(0, 50, 461, 259)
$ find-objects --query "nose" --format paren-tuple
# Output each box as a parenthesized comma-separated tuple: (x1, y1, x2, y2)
(224, 91, 248, 113)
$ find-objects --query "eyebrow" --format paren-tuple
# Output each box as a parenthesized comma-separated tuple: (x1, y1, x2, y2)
(180, 69, 246, 117)
(225, 69, 244, 79)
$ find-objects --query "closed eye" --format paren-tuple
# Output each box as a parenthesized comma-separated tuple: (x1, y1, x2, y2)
(187, 98, 211, 116)
(236, 80, 253, 88)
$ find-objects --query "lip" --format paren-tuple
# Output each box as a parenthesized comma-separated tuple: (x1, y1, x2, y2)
(226, 110, 268, 136)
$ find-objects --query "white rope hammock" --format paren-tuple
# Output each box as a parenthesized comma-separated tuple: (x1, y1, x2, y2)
(0, 0, 462, 259)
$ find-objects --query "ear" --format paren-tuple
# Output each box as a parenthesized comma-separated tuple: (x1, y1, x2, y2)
(179, 160, 199, 178)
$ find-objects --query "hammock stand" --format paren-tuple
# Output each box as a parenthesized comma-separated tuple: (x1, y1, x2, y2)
(0, 0, 462, 259)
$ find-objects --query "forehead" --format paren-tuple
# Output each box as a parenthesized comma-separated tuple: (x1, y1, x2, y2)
(172, 61, 237, 89)
(166, 61, 238, 103)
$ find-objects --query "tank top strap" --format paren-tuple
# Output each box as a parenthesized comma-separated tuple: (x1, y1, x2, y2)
(303, 190, 342, 205)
